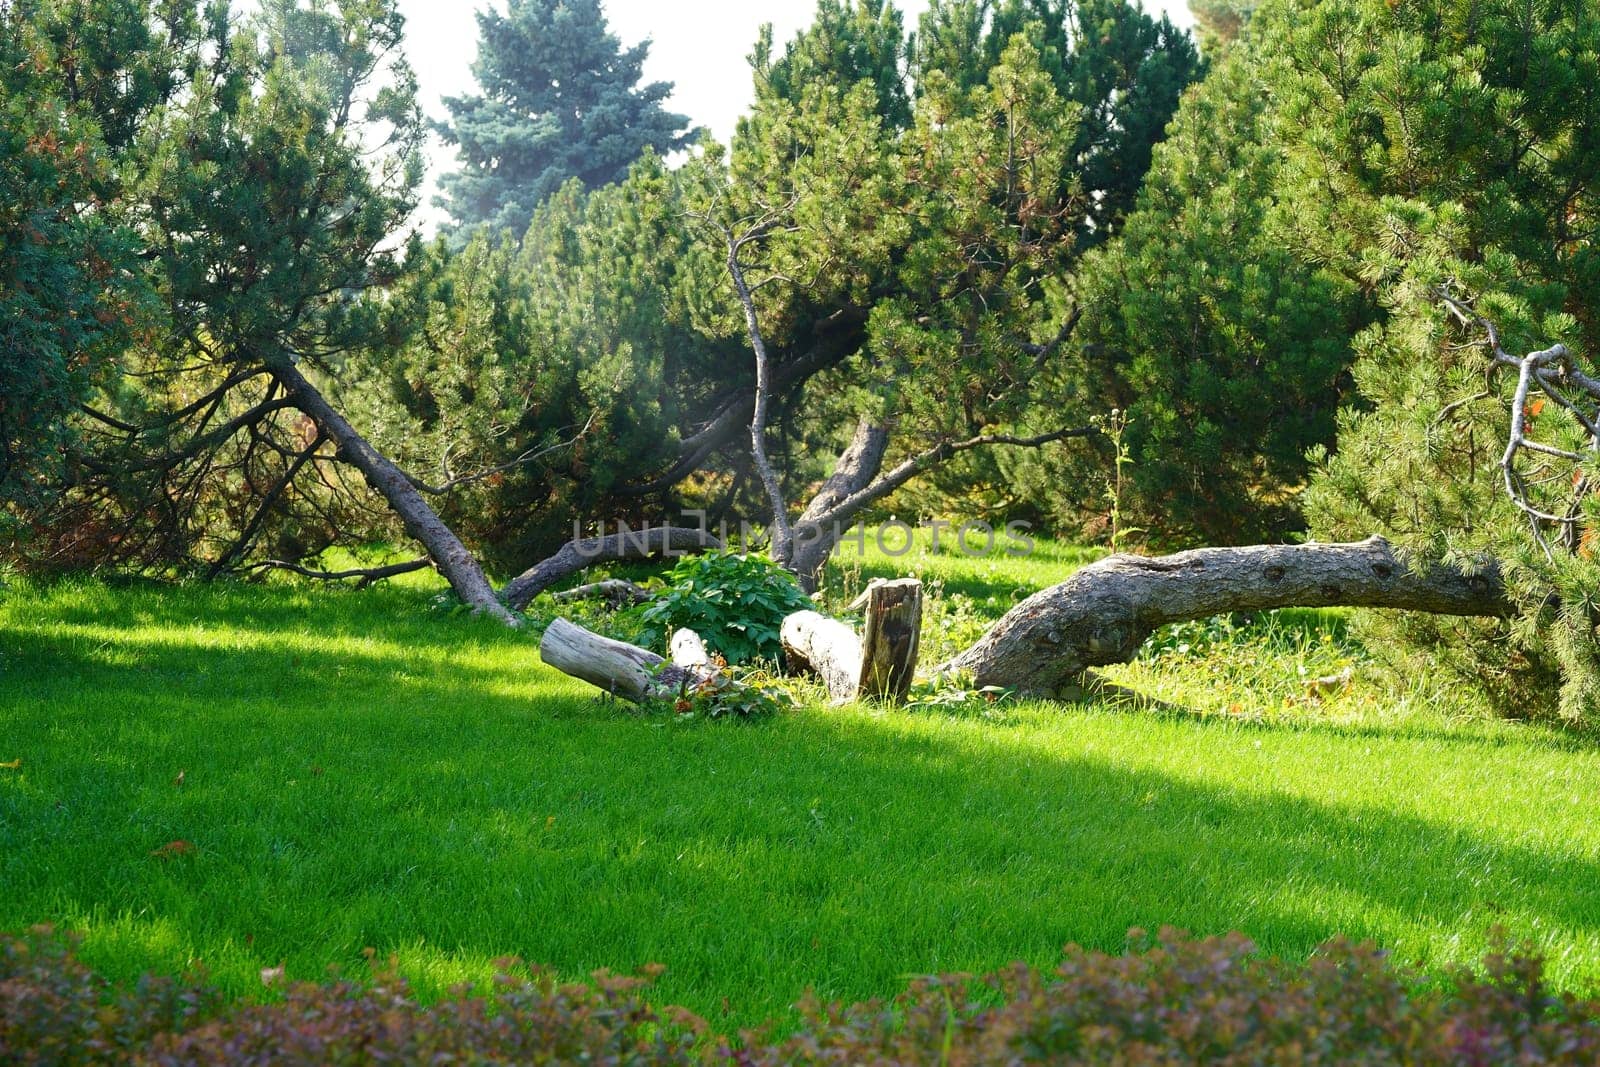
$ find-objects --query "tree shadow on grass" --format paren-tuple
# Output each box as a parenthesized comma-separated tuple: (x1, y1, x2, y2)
(4, 589, 1600, 1026)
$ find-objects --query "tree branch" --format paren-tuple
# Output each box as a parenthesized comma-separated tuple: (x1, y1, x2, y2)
(243, 556, 433, 588)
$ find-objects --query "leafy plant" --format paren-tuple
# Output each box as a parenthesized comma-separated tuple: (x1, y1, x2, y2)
(642, 660, 797, 721)
(906, 668, 1019, 718)
(628, 552, 815, 665)
(909, 580, 1021, 665)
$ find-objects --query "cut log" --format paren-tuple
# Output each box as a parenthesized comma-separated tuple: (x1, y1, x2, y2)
(781, 578, 923, 704)
(944, 536, 1510, 697)
(858, 579, 923, 702)
(539, 618, 721, 703)
(781, 611, 864, 704)
(670, 628, 712, 669)
(503, 527, 722, 611)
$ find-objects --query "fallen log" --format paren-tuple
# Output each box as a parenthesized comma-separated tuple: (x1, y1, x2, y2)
(539, 618, 722, 703)
(944, 536, 1510, 697)
(782, 579, 923, 703)
(670, 628, 712, 668)
(551, 579, 652, 607)
(503, 527, 722, 611)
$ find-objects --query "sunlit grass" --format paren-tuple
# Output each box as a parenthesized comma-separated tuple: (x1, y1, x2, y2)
(2, 550, 1598, 1029)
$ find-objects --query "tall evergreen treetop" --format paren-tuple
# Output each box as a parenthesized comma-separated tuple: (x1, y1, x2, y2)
(750, 0, 912, 129)
(437, 0, 694, 242)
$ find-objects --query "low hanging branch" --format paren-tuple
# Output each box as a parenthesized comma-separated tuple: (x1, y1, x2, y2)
(242, 556, 433, 588)
(272, 362, 518, 625)
(943, 537, 1509, 696)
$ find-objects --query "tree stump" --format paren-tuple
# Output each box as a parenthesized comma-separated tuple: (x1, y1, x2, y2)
(858, 579, 922, 702)
(782, 579, 923, 704)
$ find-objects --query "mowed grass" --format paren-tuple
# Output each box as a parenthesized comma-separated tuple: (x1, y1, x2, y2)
(3, 544, 1600, 1028)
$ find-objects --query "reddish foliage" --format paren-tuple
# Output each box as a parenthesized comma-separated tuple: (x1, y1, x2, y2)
(4, 927, 1600, 1064)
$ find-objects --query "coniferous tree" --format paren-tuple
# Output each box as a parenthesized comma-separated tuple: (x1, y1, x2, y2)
(1284, 0, 1600, 720)
(1044, 47, 1368, 545)
(363, 0, 1199, 577)
(437, 0, 694, 242)
(914, 0, 1200, 243)
(0, 7, 145, 517)
(750, 0, 911, 129)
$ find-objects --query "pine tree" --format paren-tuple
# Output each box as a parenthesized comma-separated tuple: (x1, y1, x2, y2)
(1275, 0, 1600, 721)
(0, 3, 152, 520)
(1054, 47, 1368, 545)
(750, 0, 911, 130)
(914, 0, 1200, 243)
(437, 0, 694, 242)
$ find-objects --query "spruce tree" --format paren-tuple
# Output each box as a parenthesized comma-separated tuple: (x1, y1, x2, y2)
(437, 0, 694, 242)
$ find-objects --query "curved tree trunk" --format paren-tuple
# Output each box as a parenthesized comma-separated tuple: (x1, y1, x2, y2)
(273, 364, 517, 625)
(787, 418, 1096, 592)
(945, 537, 1509, 696)
(502, 526, 723, 611)
(788, 418, 892, 590)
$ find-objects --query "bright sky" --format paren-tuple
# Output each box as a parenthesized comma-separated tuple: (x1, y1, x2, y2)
(396, 0, 1197, 233)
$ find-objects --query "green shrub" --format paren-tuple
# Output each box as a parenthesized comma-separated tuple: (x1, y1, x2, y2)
(6, 926, 1600, 1064)
(628, 553, 814, 666)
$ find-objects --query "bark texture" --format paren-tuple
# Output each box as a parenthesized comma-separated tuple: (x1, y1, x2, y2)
(274, 364, 516, 624)
(858, 579, 923, 702)
(788, 418, 891, 589)
(781, 611, 865, 703)
(782, 578, 924, 703)
(946, 537, 1509, 696)
(502, 526, 723, 611)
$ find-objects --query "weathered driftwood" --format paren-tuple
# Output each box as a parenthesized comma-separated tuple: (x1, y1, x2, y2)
(782, 611, 864, 703)
(551, 579, 652, 607)
(782, 578, 924, 703)
(539, 618, 722, 703)
(944, 537, 1510, 696)
(503, 527, 722, 611)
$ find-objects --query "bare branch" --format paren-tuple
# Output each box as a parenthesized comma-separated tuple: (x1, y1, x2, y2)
(408, 410, 599, 496)
(243, 556, 433, 588)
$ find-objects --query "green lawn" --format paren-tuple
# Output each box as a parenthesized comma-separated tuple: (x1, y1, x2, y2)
(3, 545, 1600, 1028)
